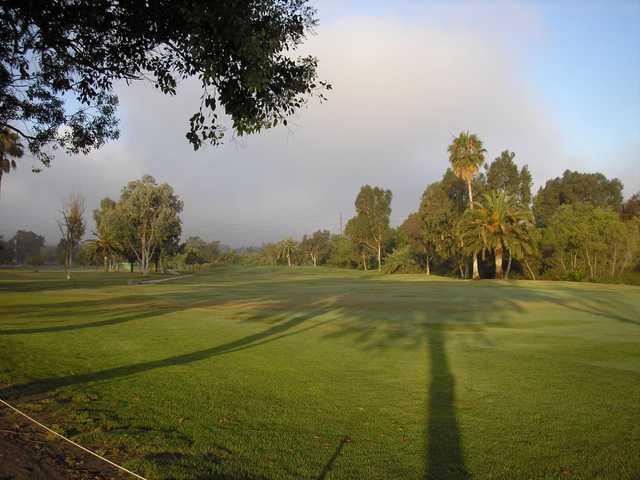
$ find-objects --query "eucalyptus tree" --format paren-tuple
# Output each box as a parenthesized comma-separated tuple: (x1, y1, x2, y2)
(116, 176, 183, 275)
(345, 216, 372, 271)
(459, 191, 535, 280)
(543, 203, 636, 281)
(399, 212, 434, 274)
(57, 194, 86, 280)
(448, 131, 486, 279)
(419, 181, 465, 277)
(533, 170, 623, 227)
(485, 150, 533, 206)
(301, 230, 331, 267)
(352, 185, 392, 271)
(621, 193, 640, 221)
(279, 238, 297, 267)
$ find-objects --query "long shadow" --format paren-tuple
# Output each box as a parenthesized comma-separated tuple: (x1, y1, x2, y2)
(0, 309, 168, 335)
(424, 324, 468, 480)
(317, 436, 349, 480)
(1, 308, 333, 400)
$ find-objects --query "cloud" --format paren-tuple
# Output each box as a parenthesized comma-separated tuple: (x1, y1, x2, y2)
(1, 9, 636, 246)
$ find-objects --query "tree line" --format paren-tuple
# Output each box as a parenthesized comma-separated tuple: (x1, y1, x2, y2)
(236, 133, 639, 283)
(1, 132, 638, 283)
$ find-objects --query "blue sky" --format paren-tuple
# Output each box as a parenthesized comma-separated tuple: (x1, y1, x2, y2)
(323, 0, 640, 165)
(530, 1, 640, 157)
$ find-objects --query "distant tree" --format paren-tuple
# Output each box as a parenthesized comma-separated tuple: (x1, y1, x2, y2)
(419, 181, 465, 277)
(542, 203, 636, 281)
(485, 150, 532, 206)
(184, 249, 202, 272)
(180, 237, 220, 269)
(448, 131, 486, 279)
(0, 235, 11, 264)
(345, 216, 372, 271)
(301, 230, 331, 266)
(262, 243, 281, 266)
(621, 193, 640, 221)
(89, 197, 123, 271)
(115, 176, 183, 275)
(0, 128, 24, 195)
(533, 170, 623, 227)
(1, 1, 329, 169)
(57, 194, 86, 280)
(459, 191, 535, 280)
(327, 234, 357, 269)
(278, 238, 297, 267)
(399, 212, 433, 274)
(351, 185, 392, 271)
(184, 237, 209, 267)
(7, 230, 45, 264)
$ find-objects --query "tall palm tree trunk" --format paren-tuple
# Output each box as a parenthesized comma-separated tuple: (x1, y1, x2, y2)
(495, 243, 504, 280)
(467, 179, 480, 280)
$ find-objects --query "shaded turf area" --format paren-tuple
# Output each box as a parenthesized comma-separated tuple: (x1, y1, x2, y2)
(0, 267, 639, 479)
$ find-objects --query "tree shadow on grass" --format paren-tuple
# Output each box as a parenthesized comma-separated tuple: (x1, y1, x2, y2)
(0, 306, 335, 401)
(424, 324, 468, 480)
(3, 272, 638, 478)
(317, 436, 350, 480)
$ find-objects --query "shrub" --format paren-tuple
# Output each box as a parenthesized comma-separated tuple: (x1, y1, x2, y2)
(382, 246, 421, 274)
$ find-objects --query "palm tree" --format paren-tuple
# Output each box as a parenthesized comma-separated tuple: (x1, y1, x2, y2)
(448, 131, 486, 279)
(459, 190, 535, 279)
(0, 128, 24, 194)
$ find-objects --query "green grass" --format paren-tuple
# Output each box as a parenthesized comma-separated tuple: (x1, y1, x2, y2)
(1, 267, 639, 479)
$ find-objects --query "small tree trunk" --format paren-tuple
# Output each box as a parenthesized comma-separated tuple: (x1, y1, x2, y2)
(287, 252, 291, 268)
(495, 244, 504, 280)
(65, 249, 72, 280)
(377, 242, 382, 272)
(610, 246, 617, 279)
(585, 248, 594, 280)
(104, 256, 108, 272)
(524, 259, 536, 280)
(130, 262, 134, 273)
(362, 253, 368, 271)
(425, 256, 430, 275)
(505, 250, 512, 279)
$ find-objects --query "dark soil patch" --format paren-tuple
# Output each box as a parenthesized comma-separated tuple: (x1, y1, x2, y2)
(0, 403, 130, 480)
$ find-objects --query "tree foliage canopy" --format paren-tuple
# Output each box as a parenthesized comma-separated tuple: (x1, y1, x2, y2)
(485, 150, 532, 206)
(0, 0, 328, 167)
(533, 170, 623, 226)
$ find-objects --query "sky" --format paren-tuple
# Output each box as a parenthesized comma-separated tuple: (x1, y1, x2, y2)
(1, 0, 639, 246)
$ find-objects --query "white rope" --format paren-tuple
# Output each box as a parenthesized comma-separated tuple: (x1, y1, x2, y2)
(0, 397, 147, 480)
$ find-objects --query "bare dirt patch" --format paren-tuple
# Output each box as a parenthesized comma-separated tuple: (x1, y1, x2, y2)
(0, 403, 129, 480)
